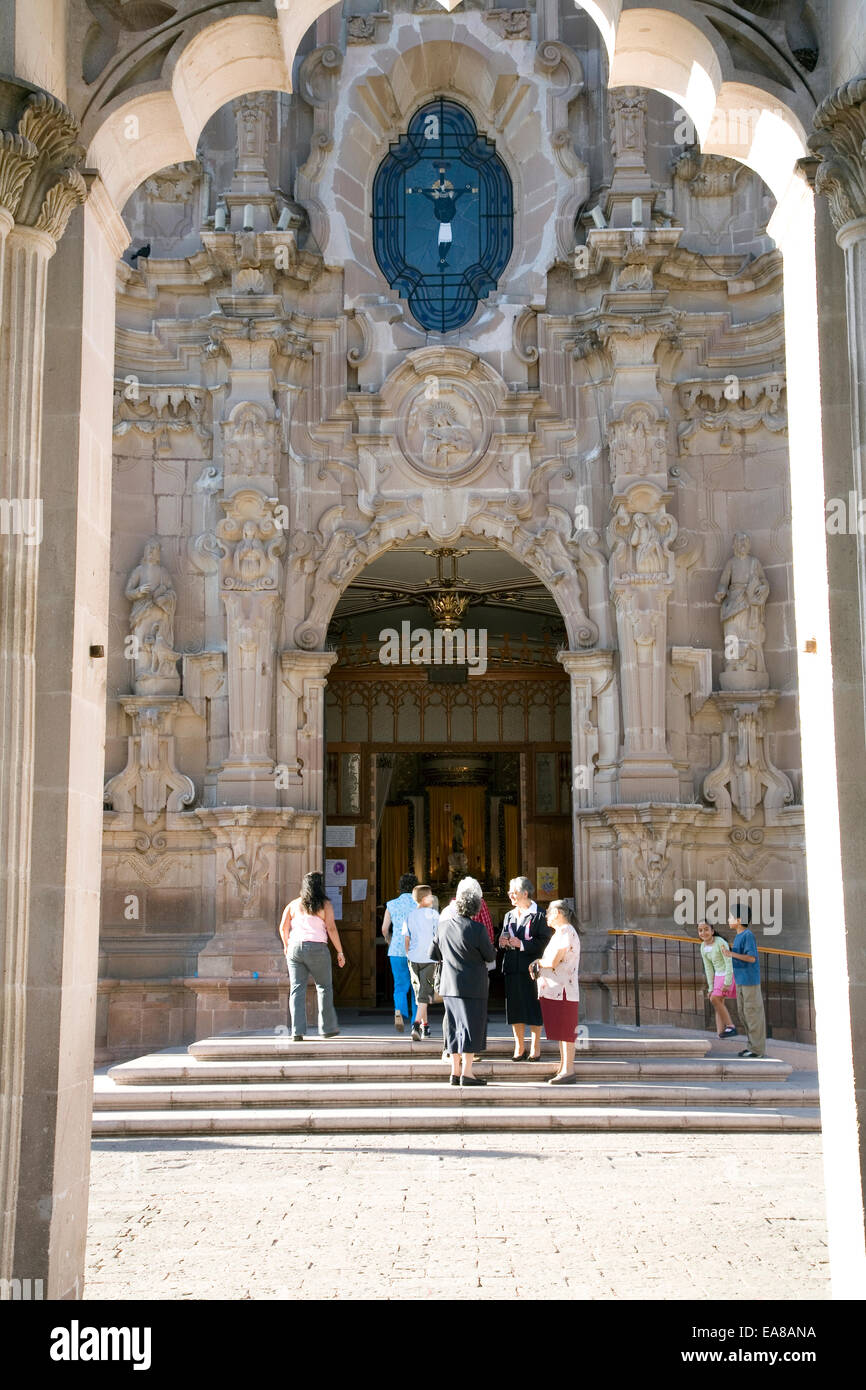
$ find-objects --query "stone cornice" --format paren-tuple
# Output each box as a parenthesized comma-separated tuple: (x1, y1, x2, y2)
(809, 76, 866, 234)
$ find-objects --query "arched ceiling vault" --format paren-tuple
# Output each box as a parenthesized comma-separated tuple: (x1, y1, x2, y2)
(74, 0, 817, 214)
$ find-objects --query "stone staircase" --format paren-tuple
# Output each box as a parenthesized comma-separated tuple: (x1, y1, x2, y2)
(93, 1025, 820, 1135)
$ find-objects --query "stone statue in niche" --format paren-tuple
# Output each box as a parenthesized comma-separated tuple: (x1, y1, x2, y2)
(125, 539, 180, 694)
(630, 512, 668, 575)
(715, 532, 770, 690)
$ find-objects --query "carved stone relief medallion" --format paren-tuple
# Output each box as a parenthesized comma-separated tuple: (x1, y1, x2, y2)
(397, 378, 489, 481)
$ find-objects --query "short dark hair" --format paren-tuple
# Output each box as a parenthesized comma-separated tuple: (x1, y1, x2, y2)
(399, 872, 419, 895)
(730, 901, 751, 926)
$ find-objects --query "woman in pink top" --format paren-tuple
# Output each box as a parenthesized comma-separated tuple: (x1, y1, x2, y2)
(278, 871, 345, 1040)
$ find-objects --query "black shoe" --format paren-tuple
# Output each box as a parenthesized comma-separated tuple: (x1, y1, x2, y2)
(411, 1024, 422, 1041)
(719, 1027, 737, 1038)
(511, 1051, 527, 1062)
(738, 1049, 758, 1058)
(449, 1075, 461, 1086)
(460, 1075, 487, 1087)
(322, 1031, 340, 1039)
(421, 1024, 431, 1038)
(291, 1034, 304, 1042)
(527, 1053, 544, 1062)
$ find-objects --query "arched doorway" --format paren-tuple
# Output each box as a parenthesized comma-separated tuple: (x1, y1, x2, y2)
(323, 537, 573, 1009)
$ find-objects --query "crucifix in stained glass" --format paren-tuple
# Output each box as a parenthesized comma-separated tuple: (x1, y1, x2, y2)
(372, 99, 513, 333)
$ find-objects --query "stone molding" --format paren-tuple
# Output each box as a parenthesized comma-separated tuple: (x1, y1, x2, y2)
(810, 77, 866, 233)
(114, 382, 212, 456)
(676, 373, 787, 453)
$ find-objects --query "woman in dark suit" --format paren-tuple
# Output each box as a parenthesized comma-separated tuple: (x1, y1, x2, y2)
(430, 877, 496, 1087)
(499, 875, 552, 1061)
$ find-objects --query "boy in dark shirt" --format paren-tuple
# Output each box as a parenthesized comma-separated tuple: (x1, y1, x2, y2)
(725, 905, 766, 1058)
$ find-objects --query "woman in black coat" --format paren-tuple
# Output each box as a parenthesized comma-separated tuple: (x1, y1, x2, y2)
(499, 875, 552, 1061)
(430, 876, 496, 1087)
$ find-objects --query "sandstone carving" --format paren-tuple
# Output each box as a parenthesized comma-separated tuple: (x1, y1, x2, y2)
(125, 539, 180, 695)
(716, 533, 770, 690)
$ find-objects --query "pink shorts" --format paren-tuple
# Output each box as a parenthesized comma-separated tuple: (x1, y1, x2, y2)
(710, 973, 737, 999)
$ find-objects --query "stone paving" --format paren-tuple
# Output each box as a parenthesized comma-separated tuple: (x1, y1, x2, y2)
(85, 1131, 829, 1300)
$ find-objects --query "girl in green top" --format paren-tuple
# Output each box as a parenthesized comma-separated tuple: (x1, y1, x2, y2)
(697, 921, 737, 1038)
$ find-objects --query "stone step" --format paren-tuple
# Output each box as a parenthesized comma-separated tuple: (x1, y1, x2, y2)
(93, 1079, 818, 1110)
(186, 1035, 713, 1062)
(91, 1105, 822, 1136)
(107, 1055, 794, 1085)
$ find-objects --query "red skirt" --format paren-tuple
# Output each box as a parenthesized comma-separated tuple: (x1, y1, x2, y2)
(540, 995, 579, 1042)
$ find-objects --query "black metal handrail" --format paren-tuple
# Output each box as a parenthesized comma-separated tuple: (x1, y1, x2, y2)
(607, 930, 815, 1043)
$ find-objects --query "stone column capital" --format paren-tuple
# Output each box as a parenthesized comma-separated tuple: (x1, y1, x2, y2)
(810, 76, 866, 236)
(0, 88, 86, 240)
(279, 649, 340, 687)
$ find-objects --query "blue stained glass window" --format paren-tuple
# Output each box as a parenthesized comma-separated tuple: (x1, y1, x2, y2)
(372, 99, 513, 333)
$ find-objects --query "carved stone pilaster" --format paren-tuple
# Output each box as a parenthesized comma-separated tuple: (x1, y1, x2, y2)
(557, 650, 618, 808)
(216, 490, 286, 802)
(607, 485, 680, 801)
(103, 699, 196, 829)
(279, 652, 339, 827)
(703, 694, 795, 826)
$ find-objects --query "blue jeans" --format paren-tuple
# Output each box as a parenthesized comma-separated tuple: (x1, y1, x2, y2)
(288, 941, 339, 1037)
(389, 955, 416, 1023)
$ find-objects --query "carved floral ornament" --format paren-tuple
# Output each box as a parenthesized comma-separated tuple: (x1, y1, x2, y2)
(0, 92, 86, 238)
(809, 77, 866, 232)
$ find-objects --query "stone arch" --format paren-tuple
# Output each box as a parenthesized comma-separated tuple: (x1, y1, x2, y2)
(82, 6, 339, 210)
(293, 510, 599, 656)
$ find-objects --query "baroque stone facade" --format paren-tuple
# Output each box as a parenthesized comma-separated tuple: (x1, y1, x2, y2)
(100, 7, 809, 1062)
(4, 0, 866, 1299)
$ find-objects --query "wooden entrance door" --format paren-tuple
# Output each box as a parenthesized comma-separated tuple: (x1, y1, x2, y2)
(325, 746, 375, 1007)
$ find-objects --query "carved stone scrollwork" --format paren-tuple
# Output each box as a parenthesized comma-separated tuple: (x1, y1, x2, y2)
(673, 148, 743, 197)
(347, 13, 392, 43)
(104, 698, 195, 828)
(809, 77, 866, 232)
(703, 696, 795, 824)
(486, 10, 532, 40)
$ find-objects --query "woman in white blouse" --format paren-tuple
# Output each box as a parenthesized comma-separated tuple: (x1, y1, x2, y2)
(531, 899, 582, 1085)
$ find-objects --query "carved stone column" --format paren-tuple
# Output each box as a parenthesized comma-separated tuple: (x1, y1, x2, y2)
(810, 77, 866, 1259)
(0, 86, 86, 1289)
(279, 652, 338, 832)
(812, 82, 866, 722)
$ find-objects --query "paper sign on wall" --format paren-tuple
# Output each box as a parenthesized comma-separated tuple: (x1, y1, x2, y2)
(325, 859, 348, 887)
(326, 887, 343, 920)
(325, 825, 356, 848)
(351, 879, 368, 902)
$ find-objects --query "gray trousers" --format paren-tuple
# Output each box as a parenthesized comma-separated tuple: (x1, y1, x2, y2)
(736, 983, 767, 1056)
(288, 941, 338, 1037)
